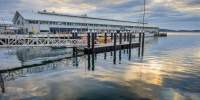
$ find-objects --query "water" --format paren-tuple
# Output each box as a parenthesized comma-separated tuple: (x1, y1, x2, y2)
(0, 32, 200, 100)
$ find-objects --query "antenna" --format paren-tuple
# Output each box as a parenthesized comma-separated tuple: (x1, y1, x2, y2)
(142, 0, 146, 33)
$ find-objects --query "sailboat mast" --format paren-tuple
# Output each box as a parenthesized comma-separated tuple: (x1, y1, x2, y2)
(142, 0, 146, 33)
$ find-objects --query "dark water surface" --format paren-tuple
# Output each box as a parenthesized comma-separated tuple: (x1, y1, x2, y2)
(0, 32, 200, 100)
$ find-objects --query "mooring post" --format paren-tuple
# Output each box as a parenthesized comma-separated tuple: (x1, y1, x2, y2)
(94, 32, 97, 40)
(92, 53, 95, 71)
(124, 32, 126, 42)
(92, 33, 95, 52)
(72, 47, 78, 67)
(72, 32, 74, 39)
(129, 32, 132, 60)
(94, 32, 97, 60)
(111, 33, 113, 40)
(127, 32, 129, 42)
(110, 32, 113, 56)
(129, 33, 132, 47)
(105, 32, 107, 44)
(113, 33, 117, 64)
(126, 33, 130, 54)
(104, 32, 107, 60)
(141, 32, 145, 56)
(119, 32, 122, 63)
(138, 33, 142, 57)
(87, 32, 90, 49)
(74, 32, 77, 39)
(119, 32, 122, 44)
(88, 54, 91, 71)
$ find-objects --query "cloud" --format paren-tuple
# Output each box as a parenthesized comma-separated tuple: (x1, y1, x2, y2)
(0, 0, 199, 30)
(151, 0, 200, 14)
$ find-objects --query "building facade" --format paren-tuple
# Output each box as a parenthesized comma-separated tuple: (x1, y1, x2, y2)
(13, 11, 159, 34)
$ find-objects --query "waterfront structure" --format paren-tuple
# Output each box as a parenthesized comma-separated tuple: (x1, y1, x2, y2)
(0, 19, 15, 34)
(12, 11, 159, 34)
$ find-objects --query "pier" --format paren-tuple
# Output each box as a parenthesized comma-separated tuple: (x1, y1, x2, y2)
(0, 34, 85, 47)
(0, 31, 145, 55)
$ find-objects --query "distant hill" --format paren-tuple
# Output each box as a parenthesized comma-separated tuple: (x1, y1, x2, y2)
(160, 29, 200, 32)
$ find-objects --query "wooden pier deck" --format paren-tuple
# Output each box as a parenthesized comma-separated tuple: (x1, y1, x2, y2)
(84, 42, 140, 54)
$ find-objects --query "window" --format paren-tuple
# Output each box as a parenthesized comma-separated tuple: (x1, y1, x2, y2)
(40, 30, 49, 32)
(40, 21, 49, 24)
(29, 20, 38, 24)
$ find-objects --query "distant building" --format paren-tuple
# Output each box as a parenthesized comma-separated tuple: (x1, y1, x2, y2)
(0, 19, 18, 34)
(12, 11, 159, 34)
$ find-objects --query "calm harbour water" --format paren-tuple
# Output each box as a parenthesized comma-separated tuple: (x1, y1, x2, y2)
(0, 32, 200, 100)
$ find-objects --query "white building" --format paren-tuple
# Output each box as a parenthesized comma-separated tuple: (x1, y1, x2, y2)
(12, 11, 159, 34)
(0, 19, 18, 34)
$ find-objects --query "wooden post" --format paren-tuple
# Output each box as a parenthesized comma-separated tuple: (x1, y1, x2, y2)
(127, 32, 129, 42)
(113, 33, 117, 64)
(92, 33, 95, 52)
(129, 33, 132, 60)
(104, 32, 107, 44)
(141, 32, 145, 56)
(72, 32, 74, 39)
(104, 32, 107, 60)
(92, 53, 95, 71)
(138, 33, 142, 57)
(129, 33, 132, 47)
(126, 33, 130, 54)
(88, 54, 91, 70)
(110, 32, 113, 56)
(87, 33, 90, 48)
(111, 33, 113, 40)
(124, 32, 126, 42)
(119, 33, 122, 44)
(73, 47, 78, 67)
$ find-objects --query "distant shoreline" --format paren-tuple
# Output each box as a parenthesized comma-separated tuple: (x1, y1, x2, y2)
(159, 29, 200, 33)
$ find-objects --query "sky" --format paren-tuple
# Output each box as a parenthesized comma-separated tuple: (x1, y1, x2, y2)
(0, 0, 199, 30)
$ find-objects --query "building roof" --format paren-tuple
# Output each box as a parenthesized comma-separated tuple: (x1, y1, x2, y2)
(14, 11, 158, 28)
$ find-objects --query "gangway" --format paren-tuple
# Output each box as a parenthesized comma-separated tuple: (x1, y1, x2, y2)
(0, 34, 86, 47)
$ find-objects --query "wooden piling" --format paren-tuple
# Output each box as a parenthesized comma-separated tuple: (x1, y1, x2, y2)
(138, 33, 142, 57)
(113, 33, 117, 64)
(129, 33, 132, 60)
(92, 33, 95, 51)
(141, 32, 145, 56)
(119, 33, 122, 44)
(104, 32, 107, 60)
(124, 33, 126, 42)
(92, 53, 95, 71)
(105, 32, 107, 44)
(87, 33, 90, 48)
(111, 33, 113, 40)
(88, 54, 91, 70)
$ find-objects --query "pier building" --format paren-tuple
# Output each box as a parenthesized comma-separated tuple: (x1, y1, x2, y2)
(12, 11, 159, 34)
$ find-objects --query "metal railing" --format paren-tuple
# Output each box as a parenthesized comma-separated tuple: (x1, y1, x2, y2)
(0, 34, 86, 47)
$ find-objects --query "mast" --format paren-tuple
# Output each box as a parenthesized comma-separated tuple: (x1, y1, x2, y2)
(142, 0, 146, 33)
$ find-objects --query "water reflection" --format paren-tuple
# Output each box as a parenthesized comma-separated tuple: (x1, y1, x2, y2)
(0, 34, 200, 100)
(87, 53, 95, 71)
(0, 74, 5, 93)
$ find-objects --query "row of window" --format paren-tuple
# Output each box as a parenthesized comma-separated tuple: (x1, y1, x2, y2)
(28, 20, 135, 28)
